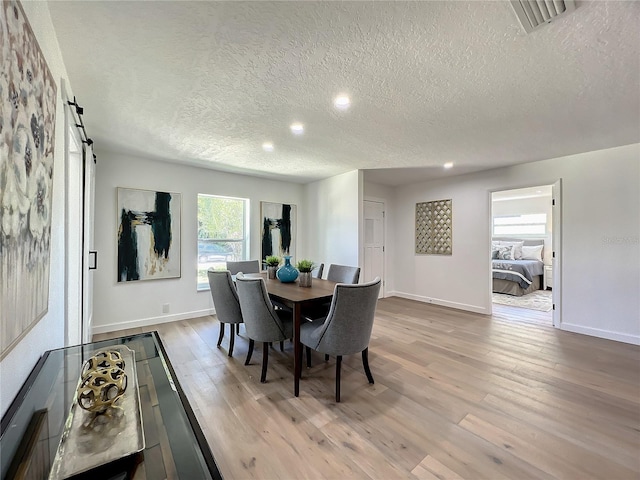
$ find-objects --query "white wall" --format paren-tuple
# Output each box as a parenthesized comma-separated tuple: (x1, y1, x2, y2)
(92, 151, 305, 333)
(390, 143, 640, 344)
(0, 3, 74, 417)
(304, 170, 362, 272)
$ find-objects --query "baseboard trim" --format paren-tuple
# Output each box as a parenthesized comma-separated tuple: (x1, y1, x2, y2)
(91, 308, 215, 335)
(560, 323, 640, 345)
(387, 291, 489, 315)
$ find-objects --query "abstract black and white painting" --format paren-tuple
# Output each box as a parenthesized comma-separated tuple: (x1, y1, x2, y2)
(117, 188, 181, 282)
(1, 0, 58, 359)
(260, 202, 296, 262)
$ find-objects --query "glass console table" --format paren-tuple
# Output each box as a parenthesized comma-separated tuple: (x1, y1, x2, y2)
(1, 331, 223, 479)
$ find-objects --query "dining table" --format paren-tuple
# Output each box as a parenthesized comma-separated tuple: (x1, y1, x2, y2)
(237, 272, 336, 396)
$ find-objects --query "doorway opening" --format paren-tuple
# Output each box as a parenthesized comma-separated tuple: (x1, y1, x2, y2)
(490, 184, 561, 326)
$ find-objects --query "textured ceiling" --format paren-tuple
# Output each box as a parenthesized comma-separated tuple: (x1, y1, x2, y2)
(47, 1, 640, 185)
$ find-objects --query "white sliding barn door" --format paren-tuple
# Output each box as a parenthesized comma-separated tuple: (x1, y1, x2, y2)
(64, 86, 96, 346)
(82, 143, 96, 343)
(65, 119, 83, 346)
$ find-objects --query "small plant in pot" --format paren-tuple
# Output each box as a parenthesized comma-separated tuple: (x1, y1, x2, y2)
(265, 255, 281, 279)
(296, 260, 315, 287)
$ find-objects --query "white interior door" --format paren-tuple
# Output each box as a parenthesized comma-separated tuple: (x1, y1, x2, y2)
(82, 144, 95, 343)
(364, 200, 385, 298)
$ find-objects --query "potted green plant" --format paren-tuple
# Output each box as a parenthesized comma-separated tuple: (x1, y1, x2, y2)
(265, 255, 281, 279)
(296, 259, 315, 287)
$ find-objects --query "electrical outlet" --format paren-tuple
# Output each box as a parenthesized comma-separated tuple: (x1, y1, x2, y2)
(162, 303, 170, 314)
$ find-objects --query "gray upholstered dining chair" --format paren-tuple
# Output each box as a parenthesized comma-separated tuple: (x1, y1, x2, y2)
(225, 260, 261, 332)
(207, 269, 244, 357)
(235, 273, 294, 383)
(299, 277, 381, 402)
(313, 263, 324, 279)
(303, 263, 359, 320)
(326, 264, 360, 284)
(226, 260, 260, 275)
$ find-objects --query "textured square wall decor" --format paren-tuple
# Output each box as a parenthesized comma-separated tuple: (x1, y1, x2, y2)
(415, 199, 452, 255)
(117, 188, 181, 282)
(1, 1, 58, 359)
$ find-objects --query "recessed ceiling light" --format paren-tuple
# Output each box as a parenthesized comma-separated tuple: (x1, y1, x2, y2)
(334, 94, 350, 110)
(262, 142, 274, 152)
(290, 123, 304, 134)
(444, 162, 454, 169)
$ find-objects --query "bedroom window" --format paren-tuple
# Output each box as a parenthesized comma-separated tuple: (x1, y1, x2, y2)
(493, 214, 547, 236)
(197, 194, 249, 290)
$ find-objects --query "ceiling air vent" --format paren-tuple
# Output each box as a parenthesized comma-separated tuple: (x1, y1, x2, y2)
(510, 0, 576, 33)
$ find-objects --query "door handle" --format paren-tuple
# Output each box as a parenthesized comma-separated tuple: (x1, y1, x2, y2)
(89, 251, 98, 270)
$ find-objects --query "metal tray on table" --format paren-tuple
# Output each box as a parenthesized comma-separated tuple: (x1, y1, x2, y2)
(49, 345, 144, 479)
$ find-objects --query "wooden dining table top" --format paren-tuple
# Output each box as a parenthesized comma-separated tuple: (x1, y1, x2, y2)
(266, 275, 336, 303)
(237, 272, 336, 303)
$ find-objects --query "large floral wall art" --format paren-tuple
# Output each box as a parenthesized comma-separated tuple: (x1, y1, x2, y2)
(1, 1, 57, 359)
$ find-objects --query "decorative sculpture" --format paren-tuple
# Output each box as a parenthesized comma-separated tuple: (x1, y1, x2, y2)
(77, 351, 128, 413)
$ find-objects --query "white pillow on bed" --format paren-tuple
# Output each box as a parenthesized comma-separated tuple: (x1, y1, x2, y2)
(495, 241, 524, 259)
(495, 245, 515, 260)
(521, 244, 544, 261)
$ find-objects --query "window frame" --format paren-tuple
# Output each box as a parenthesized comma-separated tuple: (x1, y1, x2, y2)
(196, 194, 250, 291)
(493, 213, 547, 236)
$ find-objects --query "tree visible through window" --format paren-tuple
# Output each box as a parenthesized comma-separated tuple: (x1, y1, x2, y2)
(197, 194, 248, 289)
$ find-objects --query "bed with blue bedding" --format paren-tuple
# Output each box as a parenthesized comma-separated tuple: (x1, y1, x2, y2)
(492, 238, 545, 296)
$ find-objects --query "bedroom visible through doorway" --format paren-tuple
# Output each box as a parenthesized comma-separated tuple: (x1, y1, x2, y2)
(491, 185, 554, 322)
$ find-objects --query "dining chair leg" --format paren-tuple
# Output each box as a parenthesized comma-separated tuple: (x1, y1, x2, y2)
(362, 348, 374, 384)
(325, 354, 329, 362)
(236, 324, 240, 335)
(280, 341, 284, 352)
(245, 339, 254, 365)
(217, 322, 225, 347)
(228, 324, 235, 357)
(335, 355, 342, 403)
(261, 343, 269, 383)
(306, 347, 312, 368)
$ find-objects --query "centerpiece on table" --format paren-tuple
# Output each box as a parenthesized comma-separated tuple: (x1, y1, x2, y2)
(264, 255, 281, 279)
(276, 255, 299, 283)
(296, 260, 315, 287)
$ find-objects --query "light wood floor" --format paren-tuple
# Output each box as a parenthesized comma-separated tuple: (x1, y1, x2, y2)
(94, 298, 640, 479)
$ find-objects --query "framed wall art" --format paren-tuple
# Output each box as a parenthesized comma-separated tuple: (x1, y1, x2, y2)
(117, 188, 181, 282)
(1, 0, 58, 359)
(260, 202, 297, 263)
(415, 199, 452, 255)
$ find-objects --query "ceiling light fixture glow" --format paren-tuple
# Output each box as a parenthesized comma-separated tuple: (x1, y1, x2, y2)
(334, 94, 351, 110)
(290, 123, 304, 134)
(443, 162, 454, 169)
(262, 142, 274, 152)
